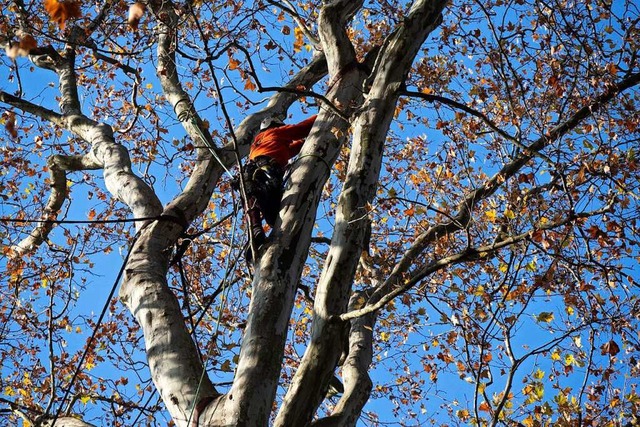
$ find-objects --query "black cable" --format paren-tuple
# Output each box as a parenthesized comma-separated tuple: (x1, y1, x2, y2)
(0, 216, 162, 225)
(48, 232, 140, 425)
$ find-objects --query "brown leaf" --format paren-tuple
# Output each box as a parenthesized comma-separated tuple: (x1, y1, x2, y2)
(128, 2, 146, 30)
(19, 35, 38, 53)
(601, 340, 620, 356)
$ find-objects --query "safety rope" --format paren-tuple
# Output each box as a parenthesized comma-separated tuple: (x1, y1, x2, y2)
(49, 230, 140, 425)
(185, 199, 240, 427)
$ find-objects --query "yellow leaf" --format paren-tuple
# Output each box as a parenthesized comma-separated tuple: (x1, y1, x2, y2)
(564, 353, 576, 366)
(456, 409, 470, 420)
(533, 368, 544, 380)
(4, 386, 15, 397)
(80, 394, 91, 405)
(380, 331, 390, 342)
(293, 27, 304, 52)
(536, 312, 554, 323)
(525, 259, 537, 272)
(522, 415, 535, 427)
(504, 208, 516, 219)
(485, 209, 497, 221)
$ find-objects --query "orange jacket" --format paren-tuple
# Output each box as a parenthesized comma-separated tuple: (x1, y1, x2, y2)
(249, 115, 317, 167)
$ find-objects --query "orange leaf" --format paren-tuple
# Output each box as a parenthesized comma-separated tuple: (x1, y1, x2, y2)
(244, 78, 257, 91)
(228, 57, 240, 71)
(44, 0, 82, 30)
(128, 2, 146, 30)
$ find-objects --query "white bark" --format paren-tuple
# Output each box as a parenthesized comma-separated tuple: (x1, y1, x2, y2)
(275, 1, 447, 425)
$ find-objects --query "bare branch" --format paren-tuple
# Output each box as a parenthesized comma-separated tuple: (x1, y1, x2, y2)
(336, 70, 640, 322)
(9, 154, 100, 258)
(339, 198, 617, 321)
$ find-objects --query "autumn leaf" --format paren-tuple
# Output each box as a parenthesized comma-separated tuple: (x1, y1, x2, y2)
(220, 360, 233, 372)
(536, 312, 554, 323)
(228, 57, 241, 71)
(244, 77, 257, 91)
(264, 40, 277, 50)
(601, 340, 620, 356)
(293, 27, 304, 52)
(44, 0, 82, 30)
(128, 2, 146, 31)
(4, 111, 18, 138)
(485, 209, 497, 221)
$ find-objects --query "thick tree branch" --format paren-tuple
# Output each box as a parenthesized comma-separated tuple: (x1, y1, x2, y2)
(275, 1, 447, 424)
(311, 290, 376, 427)
(0, 91, 65, 126)
(317, 0, 364, 75)
(118, 2, 332, 426)
(216, 4, 371, 420)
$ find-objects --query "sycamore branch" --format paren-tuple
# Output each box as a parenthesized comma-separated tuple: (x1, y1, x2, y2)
(0, 91, 65, 126)
(10, 154, 101, 258)
(336, 70, 640, 322)
(340, 198, 616, 321)
(311, 290, 375, 427)
(276, 1, 447, 425)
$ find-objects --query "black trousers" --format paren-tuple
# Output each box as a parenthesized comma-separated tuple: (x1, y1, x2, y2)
(242, 156, 284, 232)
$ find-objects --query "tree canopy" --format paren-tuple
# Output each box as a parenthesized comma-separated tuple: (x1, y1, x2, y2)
(1, 0, 639, 426)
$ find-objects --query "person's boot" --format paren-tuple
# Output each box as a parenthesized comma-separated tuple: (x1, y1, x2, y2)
(245, 226, 266, 263)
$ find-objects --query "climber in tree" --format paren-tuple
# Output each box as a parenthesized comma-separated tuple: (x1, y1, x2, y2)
(239, 114, 317, 261)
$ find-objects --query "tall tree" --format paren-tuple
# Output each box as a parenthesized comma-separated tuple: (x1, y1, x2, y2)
(1, 0, 639, 426)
